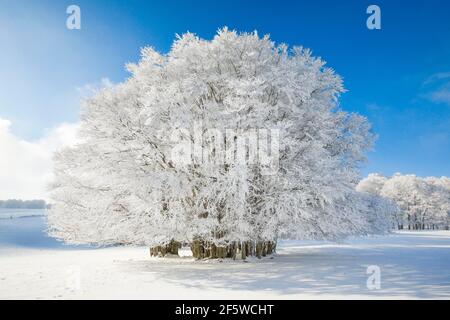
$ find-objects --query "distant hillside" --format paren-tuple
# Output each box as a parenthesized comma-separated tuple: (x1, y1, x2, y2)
(0, 199, 49, 209)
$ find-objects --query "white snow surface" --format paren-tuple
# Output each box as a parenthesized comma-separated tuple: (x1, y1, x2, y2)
(1, 226, 449, 299)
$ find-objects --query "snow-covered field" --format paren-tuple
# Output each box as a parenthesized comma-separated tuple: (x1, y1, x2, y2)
(1, 215, 450, 299)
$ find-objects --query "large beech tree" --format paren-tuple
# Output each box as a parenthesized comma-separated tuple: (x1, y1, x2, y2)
(48, 28, 386, 259)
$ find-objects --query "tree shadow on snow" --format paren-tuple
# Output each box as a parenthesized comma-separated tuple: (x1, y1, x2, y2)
(120, 234, 450, 299)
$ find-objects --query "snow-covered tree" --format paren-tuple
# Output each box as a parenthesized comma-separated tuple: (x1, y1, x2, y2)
(424, 177, 450, 229)
(357, 173, 403, 228)
(356, 173, 387, 195)
(358, 173, 450, 230)
(359, 192, 398, 233)
(48, 28, 383, 258)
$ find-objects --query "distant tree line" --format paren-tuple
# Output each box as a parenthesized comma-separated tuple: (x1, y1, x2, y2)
(357, 174, 450, 230)
(0, 199, 49, 209)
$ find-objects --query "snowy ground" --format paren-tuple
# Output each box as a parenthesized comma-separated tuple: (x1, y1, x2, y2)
(1, 216, 450, 299)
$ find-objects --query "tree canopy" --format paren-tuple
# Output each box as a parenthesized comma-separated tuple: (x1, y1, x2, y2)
(48, 28, 389, 256)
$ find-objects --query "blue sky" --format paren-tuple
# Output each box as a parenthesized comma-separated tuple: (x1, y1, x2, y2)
(1, 0, 449, 179)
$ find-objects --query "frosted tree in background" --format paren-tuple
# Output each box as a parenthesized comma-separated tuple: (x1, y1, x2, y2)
(48, 28, 385, 259)
(356, 173, 402, 228)
(358, 173, 450, 230)
(425, 177, 450, 229)
(356, 173, 387, 195)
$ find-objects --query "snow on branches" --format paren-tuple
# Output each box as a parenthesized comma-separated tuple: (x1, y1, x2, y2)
(48, 28, 385, 257)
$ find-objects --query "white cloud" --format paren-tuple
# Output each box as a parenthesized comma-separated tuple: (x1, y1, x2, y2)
(428, 86, 450, 105)
(76, 77, 114, 97)
(0, 118, 79, 200)
(423, 72, 450, 85)
(422, 72, 450, 106)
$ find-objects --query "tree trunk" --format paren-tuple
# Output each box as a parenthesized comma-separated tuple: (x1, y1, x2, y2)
(150, 240, 181, 257)
(188, 240, 276, 260)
